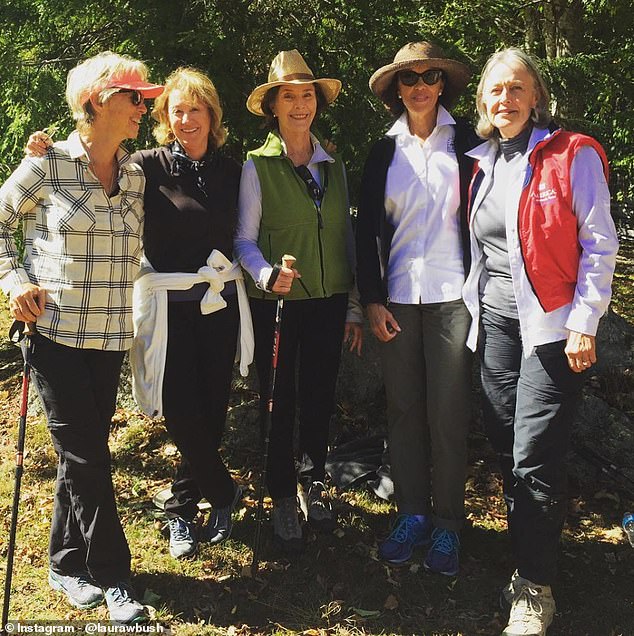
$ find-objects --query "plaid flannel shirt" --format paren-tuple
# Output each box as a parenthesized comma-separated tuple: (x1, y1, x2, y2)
(0, 131, 145, 350)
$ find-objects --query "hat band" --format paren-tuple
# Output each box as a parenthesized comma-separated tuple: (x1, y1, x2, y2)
(271, 72, 315, 82)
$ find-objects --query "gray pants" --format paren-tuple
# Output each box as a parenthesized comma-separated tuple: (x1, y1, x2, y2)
(380, 300, 472, 530)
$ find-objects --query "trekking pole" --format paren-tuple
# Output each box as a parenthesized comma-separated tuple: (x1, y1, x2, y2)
(2, 322, 35, 635)
(251, 255, 296, 576)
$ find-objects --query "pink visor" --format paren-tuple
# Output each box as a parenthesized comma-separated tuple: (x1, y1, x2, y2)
(102, 72, 164, 98)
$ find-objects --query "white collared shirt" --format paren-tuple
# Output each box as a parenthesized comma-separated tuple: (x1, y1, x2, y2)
(383, 106, 465, 304)
(0, 131, 145, 350)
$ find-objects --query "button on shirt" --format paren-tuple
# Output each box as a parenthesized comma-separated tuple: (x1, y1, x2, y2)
(0, 131, 145, 351)
(384, 106, 465, 304)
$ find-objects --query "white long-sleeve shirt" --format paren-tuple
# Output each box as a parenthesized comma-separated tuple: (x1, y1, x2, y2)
(383, 106, 465, 304)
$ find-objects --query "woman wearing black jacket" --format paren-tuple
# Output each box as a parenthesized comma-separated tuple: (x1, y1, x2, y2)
(356, 41, 478, 576)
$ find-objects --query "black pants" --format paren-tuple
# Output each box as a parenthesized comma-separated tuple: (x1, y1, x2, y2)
(29, 333, 130, 587)
(479, 309, 587, 584)
(162, 297, 238, 520)
(251, 294, 347, 500)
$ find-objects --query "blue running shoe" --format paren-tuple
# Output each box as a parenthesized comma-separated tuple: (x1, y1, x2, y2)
(379, 514, 432, 564)
(423, 528, 460, 576)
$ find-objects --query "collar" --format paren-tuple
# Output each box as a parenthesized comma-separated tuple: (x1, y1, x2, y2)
(278, 132, 336, 165)
(386, 104, 456, 141)
(249, 129, 334, 164)
(67, 130, 129, 165)
(467, 126, 555, 172)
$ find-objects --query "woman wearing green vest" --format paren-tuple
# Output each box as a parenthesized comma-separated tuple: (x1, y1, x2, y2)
(235, 49, 362, 554)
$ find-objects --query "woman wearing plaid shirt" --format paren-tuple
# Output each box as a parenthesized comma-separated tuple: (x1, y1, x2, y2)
(0, 52, 163, 624)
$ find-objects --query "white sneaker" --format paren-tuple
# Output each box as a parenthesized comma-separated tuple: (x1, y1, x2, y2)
(502, 577, 555, 636)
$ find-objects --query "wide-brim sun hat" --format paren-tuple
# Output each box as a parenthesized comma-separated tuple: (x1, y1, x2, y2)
(369, 41, 471, 107)
(247, 49, 341, 116)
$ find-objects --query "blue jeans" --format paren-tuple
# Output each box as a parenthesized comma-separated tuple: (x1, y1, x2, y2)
(479, 309, 586, 585)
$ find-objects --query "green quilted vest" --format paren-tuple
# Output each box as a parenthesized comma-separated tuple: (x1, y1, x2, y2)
(246, 131, 353, 301)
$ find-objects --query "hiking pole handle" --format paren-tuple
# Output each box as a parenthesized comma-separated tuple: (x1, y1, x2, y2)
(281, 254, 296, 270)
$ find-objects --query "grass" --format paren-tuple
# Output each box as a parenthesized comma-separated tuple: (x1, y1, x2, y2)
(1, 243, 634, 635)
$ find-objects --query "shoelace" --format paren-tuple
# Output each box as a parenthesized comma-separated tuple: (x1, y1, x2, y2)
(389, 515, 419, 544)
(108, 584, 133, 605)
(430, 529, 458, 555)
(510, 585, 545, 624)
(75, 576, 94, 590)
(308, 482, 331, 510)
(168, 518, 191, 541)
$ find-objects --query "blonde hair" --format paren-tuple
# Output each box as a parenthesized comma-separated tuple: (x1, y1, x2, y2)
(476, 47, 551, 139)
(152, 67, 227, 149)
(65, 51, 150, 132)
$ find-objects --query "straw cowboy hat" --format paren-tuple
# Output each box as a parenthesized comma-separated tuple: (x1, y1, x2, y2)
(369, 41, 471, 107)
(247, 49, 341, 116)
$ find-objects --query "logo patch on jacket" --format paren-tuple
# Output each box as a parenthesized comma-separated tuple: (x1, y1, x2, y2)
(532, 182, 557, 204)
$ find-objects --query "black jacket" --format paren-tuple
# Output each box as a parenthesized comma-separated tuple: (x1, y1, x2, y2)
(355, 117, 480, 306)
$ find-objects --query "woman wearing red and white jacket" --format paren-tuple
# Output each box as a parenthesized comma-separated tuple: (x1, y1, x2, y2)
(462, 48, 618, 636)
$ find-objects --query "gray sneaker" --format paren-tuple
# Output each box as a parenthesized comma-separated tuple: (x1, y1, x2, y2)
(48, 568, 104, 609)
(306, 481, 336, 532)
(167, 516, 197, 559)
(502, 578, 555, 636)
(272, 496, 303, 555)
(204, 483, 243, 545)
(104, 582, 147, 624)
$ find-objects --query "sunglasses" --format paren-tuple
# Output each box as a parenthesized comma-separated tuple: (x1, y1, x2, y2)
(398, 69, 444, 87)
(116, 89, 144, 106)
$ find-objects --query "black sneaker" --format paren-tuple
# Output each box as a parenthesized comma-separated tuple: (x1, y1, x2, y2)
(306, 481, 336, 532)
(272, 495, 303, 555)
(204, 483, 243, 545)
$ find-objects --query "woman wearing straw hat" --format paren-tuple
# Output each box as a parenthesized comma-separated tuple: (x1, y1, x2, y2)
(356, 41, 478, 575)
(235, 49, 362, 554)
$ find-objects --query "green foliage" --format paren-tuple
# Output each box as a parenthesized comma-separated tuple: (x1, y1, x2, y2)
(0, 0, 632, 206)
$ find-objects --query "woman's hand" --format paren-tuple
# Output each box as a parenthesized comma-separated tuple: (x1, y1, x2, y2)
(270, 266, 301, 295)
(564, 330, 596, 373)
(344, 322, 363, 355)
(25, 131, 53, 157)
(10, 283, 46, 323)
(366, 303, 401, 342)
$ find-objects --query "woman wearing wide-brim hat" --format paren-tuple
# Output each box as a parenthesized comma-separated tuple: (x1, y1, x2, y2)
(356, 41, 479, 575)
(235, 49, 363, 554)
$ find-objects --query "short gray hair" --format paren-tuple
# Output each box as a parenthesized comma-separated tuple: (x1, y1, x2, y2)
(475, 47, 551, 139)
(65, 51, 150, 132)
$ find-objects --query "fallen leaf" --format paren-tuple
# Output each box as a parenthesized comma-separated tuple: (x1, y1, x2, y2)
(384, 594, 399, 610)
(142, 588, 161, 607)
(352, 607, 381, 618)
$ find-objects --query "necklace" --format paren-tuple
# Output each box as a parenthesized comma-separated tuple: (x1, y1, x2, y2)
(84, 144, 119, 195)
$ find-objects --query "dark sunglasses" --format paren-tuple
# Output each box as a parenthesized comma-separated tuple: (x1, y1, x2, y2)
(398, 69, 444, 87)
(116, 89, 144, 106)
